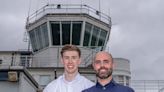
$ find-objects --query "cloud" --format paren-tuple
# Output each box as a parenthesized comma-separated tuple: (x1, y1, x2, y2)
(106, 0, 164, 80)
(0, 0, 163, 80)
(0, 0, 28, 51)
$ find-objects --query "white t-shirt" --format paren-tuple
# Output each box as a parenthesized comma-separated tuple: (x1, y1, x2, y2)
(43, 73, 94, 92)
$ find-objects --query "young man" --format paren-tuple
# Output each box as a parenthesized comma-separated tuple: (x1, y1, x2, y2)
(43, 45, 94, 92)
(82, 51, 134, 92)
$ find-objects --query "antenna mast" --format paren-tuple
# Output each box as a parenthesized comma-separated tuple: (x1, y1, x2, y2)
(98, 0, 101, 19)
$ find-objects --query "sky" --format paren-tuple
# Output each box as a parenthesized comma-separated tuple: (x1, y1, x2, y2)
(0, 0, 164, 80)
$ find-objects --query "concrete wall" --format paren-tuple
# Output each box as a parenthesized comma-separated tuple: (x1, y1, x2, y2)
(19, 72, 38, 92)
(113, 58, 131, 76)
(0, 73, 37, 92)
(0, 67, 39, 92)
(0, 81, 19, 92)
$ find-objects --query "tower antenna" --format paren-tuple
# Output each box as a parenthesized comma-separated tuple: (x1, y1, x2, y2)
(46, 0, 50, 5)
(98, 0, 101, 19)
(99, 0, 101, 12)
(27, 0, 32, 19)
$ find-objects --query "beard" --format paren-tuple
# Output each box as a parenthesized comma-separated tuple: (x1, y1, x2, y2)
(96, 67, 113, 79)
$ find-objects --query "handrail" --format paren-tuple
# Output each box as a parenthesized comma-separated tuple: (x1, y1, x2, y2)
(0, 46, 104, 68)
(26, 4, 111, 26)
(83, 46, 103, 66)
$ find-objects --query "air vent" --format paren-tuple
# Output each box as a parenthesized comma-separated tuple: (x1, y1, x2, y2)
(8, 71, 18, 82)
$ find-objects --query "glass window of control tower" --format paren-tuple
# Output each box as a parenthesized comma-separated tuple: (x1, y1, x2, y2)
(72, 22, 82, 45)
(35, 27, 41, 50)
(51, 21, 82, 45)
(36, 26, 44, 50)
(42, 23, 49, 47)
(98, 29, 107, 46)
(91, 26, 100, 47)
(38, 23, 49, 49)
(29, 30, 37, 52)
(29, 23, 49, 52)
(51, 22, 60, 45)
(62, 21, 71, 45)
(83, 22, 92, 46)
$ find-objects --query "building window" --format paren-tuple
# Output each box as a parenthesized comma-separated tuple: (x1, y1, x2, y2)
(126, 76, 130, 86)
(29, 29, 38, 52)
(98, 29, 107, 46)
(62, 21, 71, 45)
(36, 26, 43, 50)
(29, 23, 49, 52)
(41, 23, 49, 48)
(91, 26, 100, 47)
(51, 22, 60, 45)
(72, 22, 82, 45)
(0, 59, 2, 64)
(118, 75, 124, 85)
(83, 22, 92, 46)
(83, 22, 108, 49)
(39, 75, 51, 87)
(0, 72, 8, 81)
(51, 21, 83, 46)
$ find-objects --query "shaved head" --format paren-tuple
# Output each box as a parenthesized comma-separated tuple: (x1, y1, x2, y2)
(93, 51, 114, 79)
(94, 51, 113, 62)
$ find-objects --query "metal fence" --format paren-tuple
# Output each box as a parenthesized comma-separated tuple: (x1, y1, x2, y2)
(131, 80, 164, 92)
(0, 46, 101, 67)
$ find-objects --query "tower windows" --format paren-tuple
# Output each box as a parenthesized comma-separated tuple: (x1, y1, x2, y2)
(62, 21, 71, 45)
(51, 22, 60, 45)
(83, 22, 92, 46)
(50, 21, 82, 46)
(72, 22, 82, 45)
(29, 23, 49, 52)
(83, 22, 108, 48)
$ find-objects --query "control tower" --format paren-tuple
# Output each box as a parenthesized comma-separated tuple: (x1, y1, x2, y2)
(26, 4, 111, 68)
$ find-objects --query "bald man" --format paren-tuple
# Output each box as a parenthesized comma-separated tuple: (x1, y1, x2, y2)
(82, 51, 134, 92)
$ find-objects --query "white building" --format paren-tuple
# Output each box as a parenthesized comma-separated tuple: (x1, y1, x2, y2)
(113, 58, 131, 86)
(0, 50, 132, 89)
(0, 66, 39, 92)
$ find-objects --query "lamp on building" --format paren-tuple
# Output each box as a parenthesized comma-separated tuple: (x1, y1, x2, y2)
(0, 59, 2, 64)
(8, 71, 18, 82)
(57, 4, 61, 9)
(96, 10, 100, 15)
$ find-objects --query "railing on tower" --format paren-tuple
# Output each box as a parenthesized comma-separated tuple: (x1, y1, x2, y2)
(0, 46, 103, 68)
(26, 4, 111, 26)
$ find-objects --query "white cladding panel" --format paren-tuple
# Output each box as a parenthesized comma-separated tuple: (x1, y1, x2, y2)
(0, 71, 38, 92)
(0, 52, 21, 66)
(32, 48, 60, 67)
(0, 81, 19, 92)
(19, 73, 37, 92)
(113, 58, 131, 77)
(32, 47, 97, 67)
